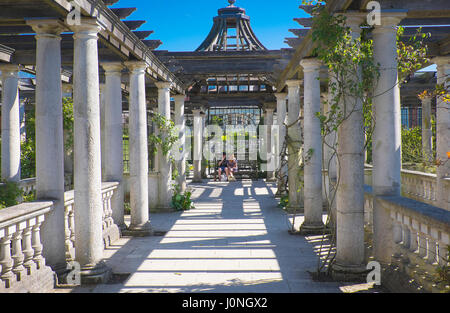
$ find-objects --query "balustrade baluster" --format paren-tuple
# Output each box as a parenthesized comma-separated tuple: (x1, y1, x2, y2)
(0, 229, 15, 288)
(409, 227, 418, 253)
(64, 204, 75, 262)
(22, 221, 36, 275)
(11, 225, 26, 281)
(31, 217, 45, 269)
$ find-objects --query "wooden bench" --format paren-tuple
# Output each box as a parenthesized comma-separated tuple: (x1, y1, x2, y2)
(212, 159, 259, 181)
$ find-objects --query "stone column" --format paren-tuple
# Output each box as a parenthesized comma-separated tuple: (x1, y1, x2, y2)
(264, 107, 276, 181)
(155, 82, 173, 210)
(421, 95, 433, 162)
(124, 61, 152, 235)
(300, 58, 324, 233)
(372, 13, 406, 264)
(72, 19, 110, 283)
(331, 15, 367, 279)
(62, 84, 74, 178)
(27, 20, 67, 275)
(99, 83, 106, 180)
(174, 94, 186, 193)
(433, 57, 450, 210)
(275, 93, 288, 196)
(286, 80, 303, 211)
(324, 73, 338, 223)
(102, 62, 125, 229)
(192, 109, 203, 183)
(0, 64, 21, 182)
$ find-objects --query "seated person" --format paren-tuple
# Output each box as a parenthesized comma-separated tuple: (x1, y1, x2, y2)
(217, 152, 229, 181)
(227, 154, 238, 179)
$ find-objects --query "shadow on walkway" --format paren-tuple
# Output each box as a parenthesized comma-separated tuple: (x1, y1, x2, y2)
(68, 180, 381, 293)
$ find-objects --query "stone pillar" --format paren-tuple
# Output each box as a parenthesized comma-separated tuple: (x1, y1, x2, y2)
(99, 83, 106, 180)
(62, 84, 74, 178)
(174, 94, 186, 193)
(421, 95, 433, 162)
(0, 65, 21, 182)
(275, 93, 288, 196)
(372, 13, 406, 264)
(331, 15, 367, 279)
(300, 58, 324, 233)
(102, 63, 125, 229)
(192, 109, 203, 183)
(286, 80, 303, 211)
(72, 19, 110, 283)
(324, 73, 338, 223)
(433, 57, 450, 210)
(155, 82, 173, 210)
(264, 107, 276, 181)
(27, 20, 67, 275)
(124, 61, 152, 235)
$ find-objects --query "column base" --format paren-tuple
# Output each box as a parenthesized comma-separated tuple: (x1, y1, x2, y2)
(192, 178, 203, 183)
(285, 204, 304, 214)
(122, 222, 153, 237)
(266, 177, 277, 183)
(299, 222, 326, 235)
(330, 261, 368, 282)
(80, 261, 112, 285)
(150, 206, 175, 213)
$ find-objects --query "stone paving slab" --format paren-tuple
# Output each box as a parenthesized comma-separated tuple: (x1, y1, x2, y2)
(67, 180, 383, 293)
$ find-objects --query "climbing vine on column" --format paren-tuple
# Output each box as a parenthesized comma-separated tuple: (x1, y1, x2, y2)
(284, 1, 432, 275)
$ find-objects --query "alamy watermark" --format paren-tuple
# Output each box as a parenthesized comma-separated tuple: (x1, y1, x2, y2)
(366, 261, 381, 285)
(366, 1, 381, 26)
(66, 0, 81, 26)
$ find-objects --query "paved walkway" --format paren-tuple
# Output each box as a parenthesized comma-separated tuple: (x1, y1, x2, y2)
(78, 180, 375, 293)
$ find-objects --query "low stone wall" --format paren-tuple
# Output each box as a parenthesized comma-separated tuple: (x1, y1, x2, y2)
(364, 166, 450, 211)
(364, 186, 450, 293)
(0, 201, 56, 293)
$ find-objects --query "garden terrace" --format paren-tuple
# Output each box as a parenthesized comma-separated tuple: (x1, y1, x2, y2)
(0, 0, 449, 294)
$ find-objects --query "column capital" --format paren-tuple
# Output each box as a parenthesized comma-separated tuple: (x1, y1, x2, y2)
(432, 56, 450, 67)
(101, 62, 124, 75)
(342, 12, 366, 34)
(274, 93, 287, 101)
(70, 18, 102, 40)
(0, 64, 20, 77)
(192, 109, 203, 116)
(372, 12, 407, 34)
(173, 94, 186, 103)
(285, 80, 302, 89)
(124, 61, 147, 73)
(26, 19, 67, 37)
(155, 81, 172, 90)
(300, 58, 322, 73)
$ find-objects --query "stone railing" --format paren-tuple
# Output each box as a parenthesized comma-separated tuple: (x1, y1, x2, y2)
(401, 170, 437, 206)
(364, 165, 449, 210)
(364, 187, 450, 292)
(0, 201, 55, 293)
(17, 178, 37, 196)
(63, 182, 120, 262)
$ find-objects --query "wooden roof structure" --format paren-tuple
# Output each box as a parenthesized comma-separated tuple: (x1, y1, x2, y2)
(278, 0, 450, 91)
(0, 0, 184, 95)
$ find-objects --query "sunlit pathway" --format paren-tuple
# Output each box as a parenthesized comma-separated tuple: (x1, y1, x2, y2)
(85, 180, 356, 293)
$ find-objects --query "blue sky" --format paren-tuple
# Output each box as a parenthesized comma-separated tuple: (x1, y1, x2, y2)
(111, 0, 309, 51)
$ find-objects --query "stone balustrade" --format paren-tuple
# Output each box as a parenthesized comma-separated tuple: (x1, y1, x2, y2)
(401, 170, 437, 206)
(0, 201, 55, 293)
(17, 178, 37, 196)
(364, 186, 450, 292)
(364, 165, 450, 211)
(63, 181, 120, 262)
